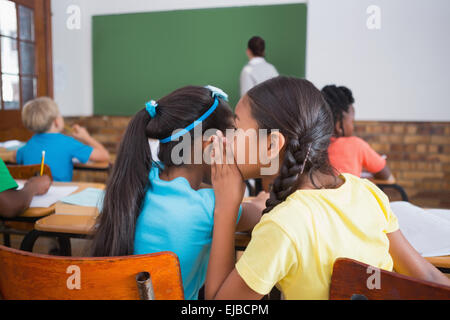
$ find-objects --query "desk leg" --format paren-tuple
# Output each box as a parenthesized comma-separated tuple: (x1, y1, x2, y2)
(392, 184, 409, 202)
(20, 231, 73, 256)
(3, 233, 11, 247)
(20, 230, 42, 252)
(438, 267, 450, 274)
(378, 184, 409, 202)
(57, 237, 72, 256)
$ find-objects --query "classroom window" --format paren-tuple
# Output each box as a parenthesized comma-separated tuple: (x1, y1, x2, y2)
(0, 0, 37, 111)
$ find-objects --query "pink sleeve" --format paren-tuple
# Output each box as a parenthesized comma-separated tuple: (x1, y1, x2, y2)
(358, 138, 386, 174)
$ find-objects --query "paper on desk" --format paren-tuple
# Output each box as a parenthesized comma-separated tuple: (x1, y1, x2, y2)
(427, 209, 450, 224)
(390, 201, 450, 257)
(16, 182, 79, 208)
(60, 188, 105, 212)
(0, 140, 25, 150)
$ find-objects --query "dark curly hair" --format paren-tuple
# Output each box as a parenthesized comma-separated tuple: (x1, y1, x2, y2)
(321, 85, 354, 136)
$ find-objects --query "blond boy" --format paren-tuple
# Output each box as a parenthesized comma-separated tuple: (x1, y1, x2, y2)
(15, 97, 109, 181)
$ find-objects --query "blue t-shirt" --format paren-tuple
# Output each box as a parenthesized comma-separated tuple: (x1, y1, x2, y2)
(16, 133, 93, 182)
(134, 164, 242, 300)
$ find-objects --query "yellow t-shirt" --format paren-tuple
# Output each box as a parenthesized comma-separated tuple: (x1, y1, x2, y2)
(235, 174, 399, 300)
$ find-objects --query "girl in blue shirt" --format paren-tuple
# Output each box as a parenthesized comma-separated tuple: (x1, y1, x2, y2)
(90, 85, 266, 300)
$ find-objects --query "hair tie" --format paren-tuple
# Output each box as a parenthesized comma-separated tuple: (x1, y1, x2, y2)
(145, 100, 158, 118)
(204, 85, 229, 102)
(300, 144, 312, 175)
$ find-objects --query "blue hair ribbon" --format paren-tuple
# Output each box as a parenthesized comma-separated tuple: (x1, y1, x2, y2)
(158, 85, 227, 144)
(205, 85, 229, 102)
(146, 100, 158, 118)
(160, 97, 219, 144)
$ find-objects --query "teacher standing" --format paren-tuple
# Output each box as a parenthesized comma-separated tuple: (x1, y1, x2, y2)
(240, 36, 279, 96)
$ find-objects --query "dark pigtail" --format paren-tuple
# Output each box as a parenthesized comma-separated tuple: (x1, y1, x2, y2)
(91, 109, 152, 257)
(246, 76, 336, 214)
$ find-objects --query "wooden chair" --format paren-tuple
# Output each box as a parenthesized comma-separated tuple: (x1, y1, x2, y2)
(330, 258, 450, 300)
(0, 245, 184, 300)
(6, 164, 53, 180)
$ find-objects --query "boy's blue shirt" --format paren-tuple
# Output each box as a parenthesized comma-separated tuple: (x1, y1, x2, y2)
(16, 133, 93, 182)
(134, 163, 242, 300)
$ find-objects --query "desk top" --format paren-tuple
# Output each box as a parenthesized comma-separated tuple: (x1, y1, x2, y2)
(368, 177, 397, 185)
(35, 197, 256, 236)
(20, 182, 104, 218)
(35, 214, 98, 235)
(0, 150, 111, 172)
(73, 161, 110, 171)
(425, 256, 450, 269)
(35, 182, 105, 233)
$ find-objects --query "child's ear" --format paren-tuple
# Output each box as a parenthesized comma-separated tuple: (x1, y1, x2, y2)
(55, 115, 64, 131)
(266, 131, 286, 160)
(335, 121, 343, 136)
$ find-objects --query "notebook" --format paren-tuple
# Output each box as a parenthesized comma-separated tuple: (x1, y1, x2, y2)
(60, 188, 105, 212)
(16, 182, 79, 208)
(390, 201, 450, 257)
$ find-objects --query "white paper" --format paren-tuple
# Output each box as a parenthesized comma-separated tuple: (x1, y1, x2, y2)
(390, 201, 450, 257)
(16, 182, 79, 208)
(0, 140, 25, 150)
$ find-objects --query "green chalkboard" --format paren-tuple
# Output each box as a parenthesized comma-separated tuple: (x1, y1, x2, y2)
(93, 4, 307, 115)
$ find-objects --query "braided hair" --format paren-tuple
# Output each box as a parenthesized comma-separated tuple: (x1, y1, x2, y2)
(246, 76, 336, 214)
(321, 85, 355, 137)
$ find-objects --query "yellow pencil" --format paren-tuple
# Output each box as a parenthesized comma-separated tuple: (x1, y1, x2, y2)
(40, 150, 46, 176)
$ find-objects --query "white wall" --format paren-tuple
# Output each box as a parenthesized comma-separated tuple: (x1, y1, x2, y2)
(52, 0, 450, 121)
(306, 0, 450, 121)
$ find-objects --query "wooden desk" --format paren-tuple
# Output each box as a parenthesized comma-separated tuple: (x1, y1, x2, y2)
(35, 215, 98, 235)
(369, 177, 396, 185)
(0, 181, 103, 250)
(0, 152, 110, 173)
(18, 183, 105, 254)
(73, 161, 110, 172)
(425, 256, 450, 272)
(22, 197, 255, 255)
(35, 197, 256, 237)
(20, 182, 104, 219)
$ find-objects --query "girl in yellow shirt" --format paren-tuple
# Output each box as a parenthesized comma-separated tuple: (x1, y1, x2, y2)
(205, 76, 450, 300)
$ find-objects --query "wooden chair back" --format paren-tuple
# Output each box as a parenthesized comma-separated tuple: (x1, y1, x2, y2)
(330, 258, 450, 300)
(7, 164, 53, 180)
(0, 245, 184, 300)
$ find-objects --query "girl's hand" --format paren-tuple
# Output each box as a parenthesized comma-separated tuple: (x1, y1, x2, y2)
(25, 175, 51, 196)
(252, 191, 270, 209)
(210, 131, 245, 214)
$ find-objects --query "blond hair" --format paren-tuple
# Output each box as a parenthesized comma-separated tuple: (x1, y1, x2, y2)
(22, 97, 60, 133)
